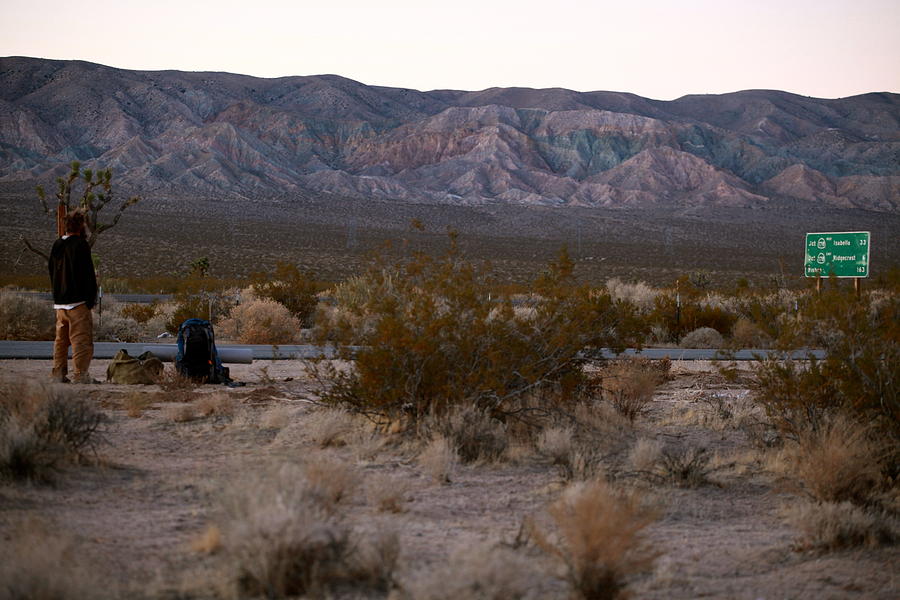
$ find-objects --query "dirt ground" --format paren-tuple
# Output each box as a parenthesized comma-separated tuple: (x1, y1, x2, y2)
(0, 358, 897, 599)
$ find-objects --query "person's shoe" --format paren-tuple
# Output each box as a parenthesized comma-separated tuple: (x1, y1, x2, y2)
(71, 374, 100, 384)
(50, 374, 71, 383)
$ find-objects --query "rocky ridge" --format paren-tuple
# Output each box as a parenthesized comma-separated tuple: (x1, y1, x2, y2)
(1, 57, 898, 212)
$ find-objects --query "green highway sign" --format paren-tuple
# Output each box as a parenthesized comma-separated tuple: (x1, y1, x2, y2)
(804, 231, 870, 278)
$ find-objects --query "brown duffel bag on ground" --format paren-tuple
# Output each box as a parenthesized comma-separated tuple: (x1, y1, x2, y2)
(106, 349, 164, 384)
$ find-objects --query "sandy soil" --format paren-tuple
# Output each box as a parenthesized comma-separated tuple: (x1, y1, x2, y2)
(0, 358, 897, 599)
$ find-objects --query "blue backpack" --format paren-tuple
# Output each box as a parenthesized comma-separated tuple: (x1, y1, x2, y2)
(175, 318, 230, 384)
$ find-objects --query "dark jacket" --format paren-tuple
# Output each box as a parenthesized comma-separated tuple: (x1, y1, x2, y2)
(49, 235, 98, 308)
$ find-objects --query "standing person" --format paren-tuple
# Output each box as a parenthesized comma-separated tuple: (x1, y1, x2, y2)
(48, 211, 98, 383)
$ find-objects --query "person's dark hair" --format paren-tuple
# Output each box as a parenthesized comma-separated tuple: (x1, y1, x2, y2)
(64, 211, 86, 235)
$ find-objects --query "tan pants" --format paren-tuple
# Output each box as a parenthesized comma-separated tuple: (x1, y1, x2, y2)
(52, 304, 94, 382)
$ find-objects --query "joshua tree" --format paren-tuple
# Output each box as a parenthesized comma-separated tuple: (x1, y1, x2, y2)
(24, 161, 140, 259)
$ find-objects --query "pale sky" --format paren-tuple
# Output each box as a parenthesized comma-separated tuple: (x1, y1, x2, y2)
(2, 0, 898, 100)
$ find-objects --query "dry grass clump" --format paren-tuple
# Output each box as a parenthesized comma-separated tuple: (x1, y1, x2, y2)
(419, 435, 459, 484)
(347, 427, 389, 463)
(783, 500, 900, 552)
(534, 401, 635, 481)
(628, 438, 664, 473)
(405, 544, 543, 599)
(536, 424, 607, 481)
(0, 290, 55, 340)
(429, 405, 508, 464)
(218, 461, 395, 598)
(656, 446, 713, 488)
(217, 298, 301, 344)
(165, 403, 197, 423)
(123, 392, 154, 418)
(601, 359, 665, 423)
(665, 390, 763, 434)
(0, 379, 106, 482)
(679, 327, 724, 349)
(538, 426, 575, 468)
(157, 367, 201, 403)
(305, 407, 358, 448)
(699, 391, 761, 431)
(783, 416, 885, 504)
(303, 454, 360, 508)
(533, 479, 659, 600)
(194, 392, 236, 419)
(191, 524, 223, 555)
(366, 472, 410, 513)
(0, 519, 112, 599)
(259, 405, 293, 430)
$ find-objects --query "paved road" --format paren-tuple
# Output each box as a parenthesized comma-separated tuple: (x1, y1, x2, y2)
(18, 292, 173, 304)
(0, 341, 825, 362)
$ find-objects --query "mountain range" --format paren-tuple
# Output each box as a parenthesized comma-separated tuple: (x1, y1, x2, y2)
(1, 56, 898, 212)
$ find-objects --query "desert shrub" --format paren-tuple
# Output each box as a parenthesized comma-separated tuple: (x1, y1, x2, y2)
(605, 278, 658, 312)
(166, 294, 212, 333)
(94, 298, 146, 342)
(649, 279, 738, 343)
(250, 261, 319, 326)
(732, 290, 799, 345)
(600, 358, 664, 422)
(164, 273, 236, 333)
(429, 405, 508, 463)
(120, 301, 158, 324)
(0, 291, 55, 340)
(219, 461, 394, 598)
(331, 269, 401, 313)
(533, 479, 659, 600)
(730, 317, 772, 348)
(95, 313, 145, 342)
(217, 298, 301, 344)
(679, 326, 724, 349)
(407, 544, 543, 599)
(0, 519, 112, 599)
(314, 241, 643, 429)
(0, 380, 106, 481)
(143, 301, 176, 336)
(751, 290, 899, 473)
(783, 500, 900, 551)
(785, 416, 885, 504)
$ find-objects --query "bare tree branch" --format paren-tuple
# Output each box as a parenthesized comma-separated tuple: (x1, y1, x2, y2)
(22, 235, 49, 261)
